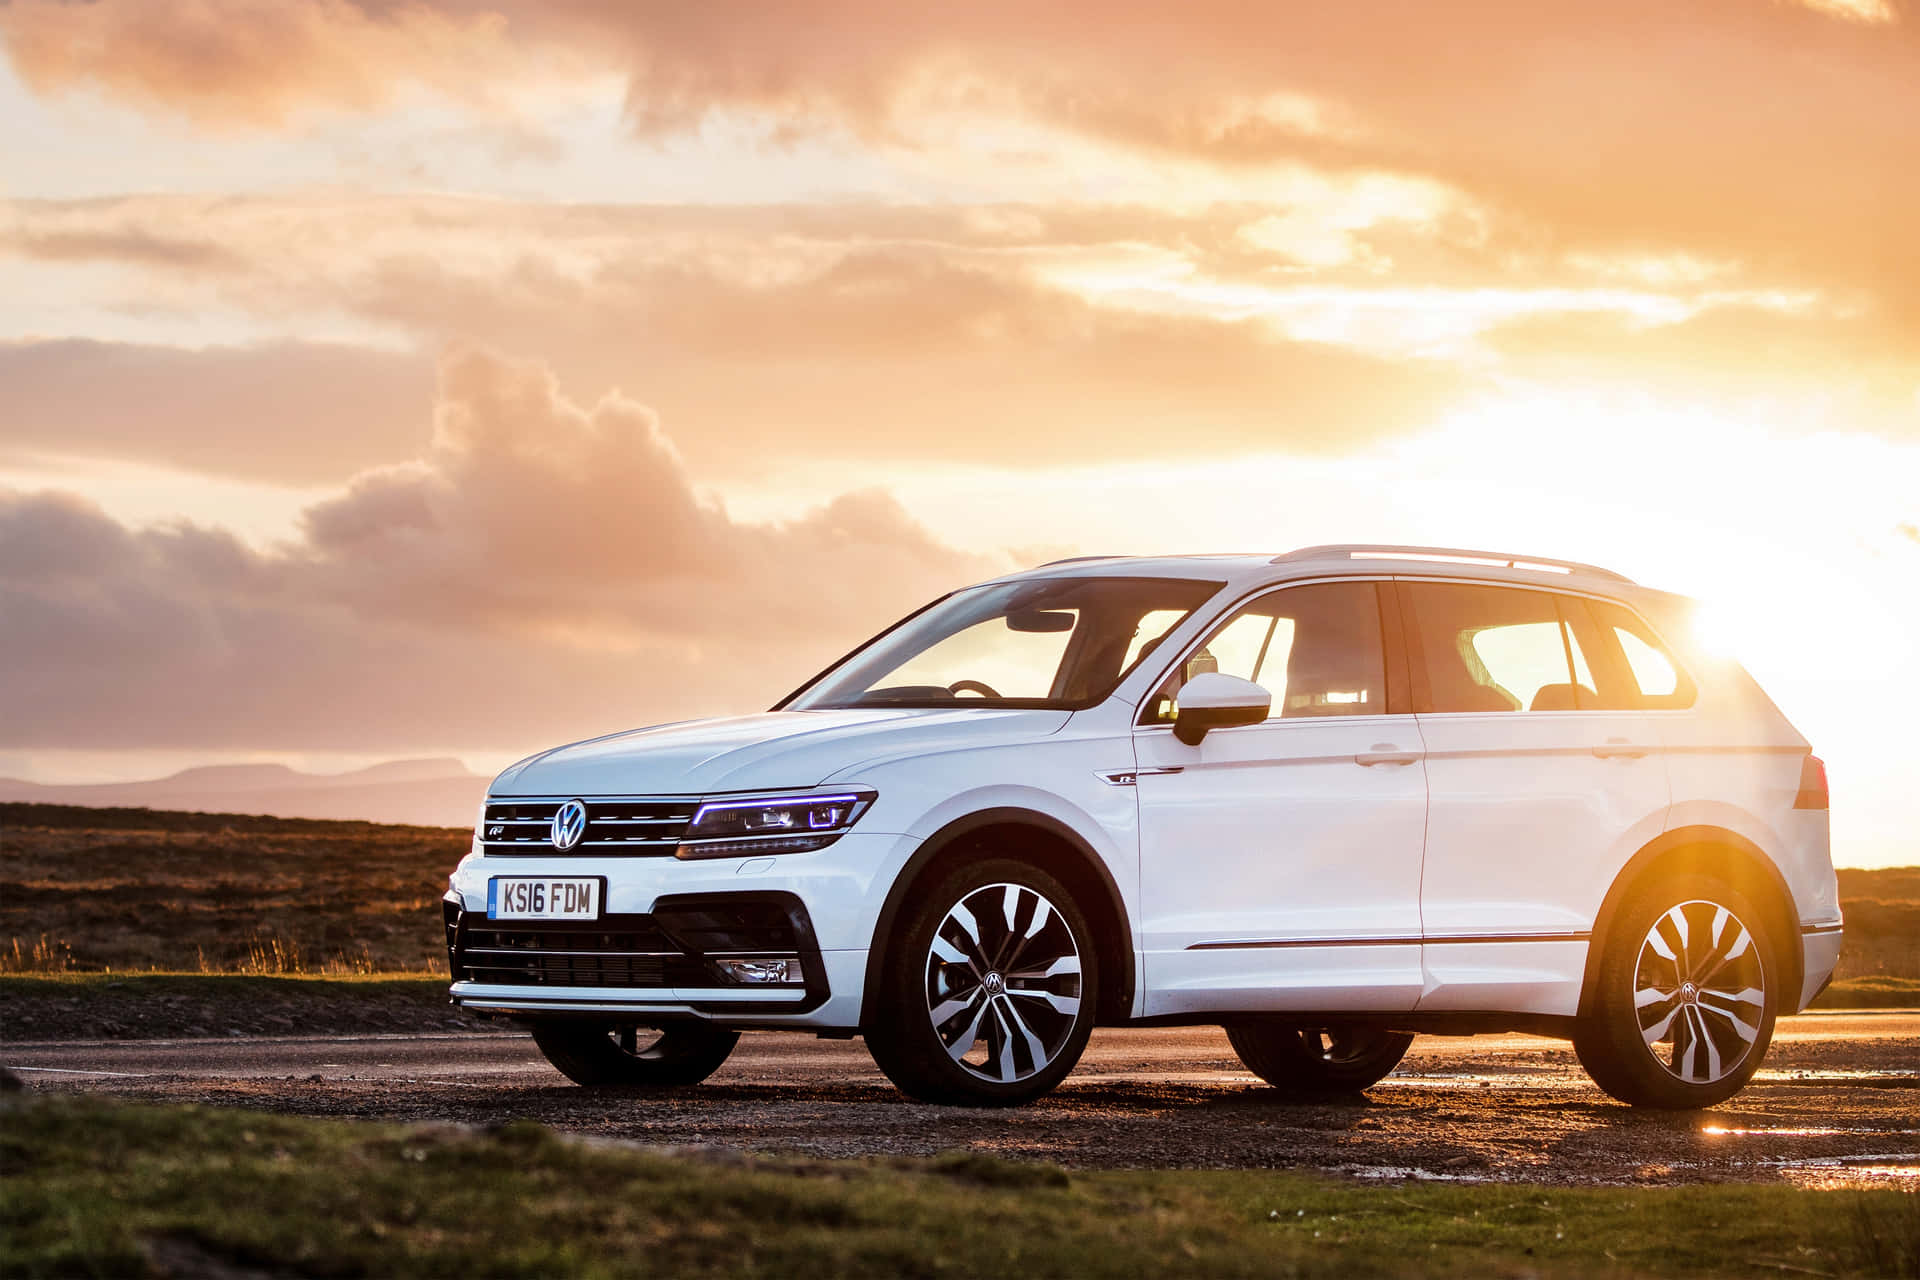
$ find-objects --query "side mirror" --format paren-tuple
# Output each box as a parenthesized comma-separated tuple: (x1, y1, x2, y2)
(1172, 672, 1272, 745)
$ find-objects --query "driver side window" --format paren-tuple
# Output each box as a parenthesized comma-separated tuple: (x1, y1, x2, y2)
(1148, 581, 1386, 722)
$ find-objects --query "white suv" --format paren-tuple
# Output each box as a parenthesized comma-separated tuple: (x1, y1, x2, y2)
(444, 545, 1842, 1108)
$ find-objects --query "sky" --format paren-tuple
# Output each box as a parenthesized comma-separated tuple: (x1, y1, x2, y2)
(0, 0, 1915, 867)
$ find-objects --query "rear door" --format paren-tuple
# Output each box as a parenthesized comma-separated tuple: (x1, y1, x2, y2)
(1400, 580, 1671, 1015)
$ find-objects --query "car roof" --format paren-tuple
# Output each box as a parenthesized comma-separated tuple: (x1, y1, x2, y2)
(990, 544, 1658, 600)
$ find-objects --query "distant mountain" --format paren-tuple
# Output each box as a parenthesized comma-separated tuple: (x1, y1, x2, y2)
(0, 758, 486, 829)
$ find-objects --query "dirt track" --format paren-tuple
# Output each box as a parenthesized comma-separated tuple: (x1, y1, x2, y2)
(8, 1012, 1915, 1190)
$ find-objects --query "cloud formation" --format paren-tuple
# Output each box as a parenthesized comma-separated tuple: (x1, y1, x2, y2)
(0, 340, 433, 483)
(0, 350, 987, 751)
(2, 197, 1480, 468)
(6, 1, 1914, 303)
(0, 0, 568, 127)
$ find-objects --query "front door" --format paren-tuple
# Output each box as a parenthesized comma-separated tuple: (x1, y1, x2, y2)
(1134, 579, 1429, 1016)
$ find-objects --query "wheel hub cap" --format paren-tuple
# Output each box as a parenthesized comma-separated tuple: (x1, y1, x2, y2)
(924, 882, 1084, 1084)
(1632, 899, 1767, 1086)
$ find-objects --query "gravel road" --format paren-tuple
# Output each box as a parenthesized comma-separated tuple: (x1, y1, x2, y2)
(8, 1013, 1915, 1189)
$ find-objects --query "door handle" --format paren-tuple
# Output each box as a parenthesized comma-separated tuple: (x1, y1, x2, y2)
(1592, 738, 1649, 759)
(1355, 745, 1422, 766)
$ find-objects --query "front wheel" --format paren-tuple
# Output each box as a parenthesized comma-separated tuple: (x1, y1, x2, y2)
(865, 858, 1098, 1106)
(1226, 1022, 1414, 1095)
(530, 1021, 739, 1088)
(1573, 873, 1780, 1109)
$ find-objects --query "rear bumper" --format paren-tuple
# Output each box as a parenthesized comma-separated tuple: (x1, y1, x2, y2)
(1797, 921, 1844, 1013)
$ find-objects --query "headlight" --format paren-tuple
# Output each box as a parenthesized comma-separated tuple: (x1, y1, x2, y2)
(676, 791, 875, 860)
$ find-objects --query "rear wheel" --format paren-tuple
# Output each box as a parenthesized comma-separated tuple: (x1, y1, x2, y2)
(1574, 873, 1779, 1108)
(530, 1021, 739, 1088)
(865, 858, 1098, 1106)
(1226, 1023, 1414, 1095)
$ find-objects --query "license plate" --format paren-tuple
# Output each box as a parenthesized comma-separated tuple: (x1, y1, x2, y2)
(487, 877, 602, 921)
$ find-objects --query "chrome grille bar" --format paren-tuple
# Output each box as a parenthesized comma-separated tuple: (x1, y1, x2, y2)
(479, 796, 695, 856)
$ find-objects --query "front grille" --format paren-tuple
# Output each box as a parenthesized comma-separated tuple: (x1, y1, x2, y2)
(478, 797, 696, 856)
(453, 917, 710, 987)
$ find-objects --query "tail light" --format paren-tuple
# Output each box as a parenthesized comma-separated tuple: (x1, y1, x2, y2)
(1793, 754, 1828, 810)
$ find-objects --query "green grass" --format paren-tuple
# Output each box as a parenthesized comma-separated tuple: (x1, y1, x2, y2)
(1, 1096, 1913, 1279)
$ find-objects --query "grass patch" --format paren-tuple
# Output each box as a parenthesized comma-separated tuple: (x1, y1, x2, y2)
(1, 1095, 1913, 1279)
(1, 803, 467, 974)
(1813, 975, 1920, 1009)
(6, 802, 1916, 998)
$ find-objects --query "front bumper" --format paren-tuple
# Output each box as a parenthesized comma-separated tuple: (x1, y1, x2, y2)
(449, 950, 870, 1026)
(445, 889, 835, 1016)
(442, 831, 909, 1028)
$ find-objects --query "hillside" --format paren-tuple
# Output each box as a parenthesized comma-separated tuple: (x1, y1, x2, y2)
(0, 759, 485, 829)
(1, 804, 1914, 997)
(1, 803, 468, 974)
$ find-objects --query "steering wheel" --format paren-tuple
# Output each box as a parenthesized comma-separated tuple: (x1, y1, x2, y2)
(947, 679, 1003, 699)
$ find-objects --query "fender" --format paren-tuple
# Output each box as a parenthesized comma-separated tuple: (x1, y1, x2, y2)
(1579, 824, 1802, 1016)
(858, 806, 1136, 1027)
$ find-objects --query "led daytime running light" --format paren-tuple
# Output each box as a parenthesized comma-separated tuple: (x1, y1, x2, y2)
(677, 791, 874, 859)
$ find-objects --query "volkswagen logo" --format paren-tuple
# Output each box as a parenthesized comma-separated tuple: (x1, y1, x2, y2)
(550, 799, 588, 851)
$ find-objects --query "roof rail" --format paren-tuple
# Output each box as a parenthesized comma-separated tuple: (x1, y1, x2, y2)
(1034, 554, 1125, 568)
(1272, 544, 1634, 583)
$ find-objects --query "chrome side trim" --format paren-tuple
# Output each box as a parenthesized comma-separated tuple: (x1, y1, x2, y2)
(1188, 930, 1592, 951)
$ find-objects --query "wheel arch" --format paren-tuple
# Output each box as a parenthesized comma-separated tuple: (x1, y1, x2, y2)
(1579, 824, 1803, 1017)
(858, 807, 1136, 1028)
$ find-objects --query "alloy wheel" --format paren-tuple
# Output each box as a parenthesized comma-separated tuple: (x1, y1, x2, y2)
(1632, 899, 1768, 1085)
(924, 882, 1084, 1083)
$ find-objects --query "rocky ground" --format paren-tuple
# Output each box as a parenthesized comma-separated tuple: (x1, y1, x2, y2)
(8, 1019, 1914, 1190)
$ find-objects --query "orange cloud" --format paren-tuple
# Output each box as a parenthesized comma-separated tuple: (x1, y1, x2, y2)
(1, 198, 1473, 469)
(0, 340, 432, 483)
(0, 0, 574, 127)
(0, 350, 987, 752)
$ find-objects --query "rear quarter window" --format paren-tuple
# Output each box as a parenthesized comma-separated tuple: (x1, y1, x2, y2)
(1586, 599, 1696, 709)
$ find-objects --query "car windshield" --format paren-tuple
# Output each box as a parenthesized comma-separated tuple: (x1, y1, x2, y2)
(786, 577, 1222, 711)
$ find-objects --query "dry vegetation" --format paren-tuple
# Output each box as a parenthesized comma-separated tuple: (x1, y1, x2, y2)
(1, 804, 1914, 1001)
(1832, 866, 1920, 980)
(0, 803, 466, 975)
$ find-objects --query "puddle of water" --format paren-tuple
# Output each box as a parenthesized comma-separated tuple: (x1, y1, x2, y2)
(1775, 1162, 1920, 1190)
(1753, 1068, 1919, 1082)
(1344, 1165, 1490, 1183)
(1701, 1125, 1920, 1138)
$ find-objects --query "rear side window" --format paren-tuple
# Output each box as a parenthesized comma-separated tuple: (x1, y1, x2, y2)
(1402, 583, 1600, 713)
(1585, 600, 1696, 709)
(1147, 581, 1386, 722)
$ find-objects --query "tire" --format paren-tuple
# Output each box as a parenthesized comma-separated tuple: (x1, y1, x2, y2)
(865, 857, 1099, 1106)
(1573, 872, 1780, 1109)
(1226, 1022, 1414, 1096)
(530, 1021, 739, 1088)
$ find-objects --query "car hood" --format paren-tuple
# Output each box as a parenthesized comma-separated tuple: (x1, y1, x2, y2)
(491, 707, 1071, 797)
